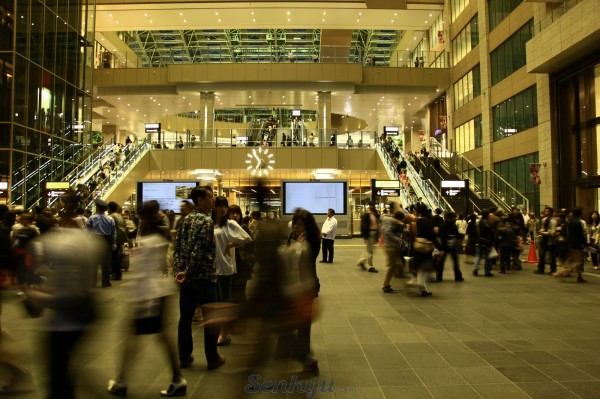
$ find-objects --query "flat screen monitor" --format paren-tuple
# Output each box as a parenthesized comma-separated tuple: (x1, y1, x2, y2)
(137, 181, 199, 212)
(282, 181, 347, 215)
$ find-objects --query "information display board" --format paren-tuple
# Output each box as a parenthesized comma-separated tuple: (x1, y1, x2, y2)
(145, 123, 161, 133)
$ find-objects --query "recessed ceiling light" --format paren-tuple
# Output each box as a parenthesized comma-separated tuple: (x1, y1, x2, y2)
(215, 12, 219, 15)
(218, 19, 221, 22)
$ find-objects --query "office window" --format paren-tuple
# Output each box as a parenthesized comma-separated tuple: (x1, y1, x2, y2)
(492, 85, 538, 141)
(493, 152, 539, 211)
(490, 20, 533, 85)
(453, 65, 481, 110)
(454, 114, 482, 153)
(428, 14, 445, 50)
(452, 15, 479, 66)
(489, 0, 524, 31)
(451, 0, 470, 22)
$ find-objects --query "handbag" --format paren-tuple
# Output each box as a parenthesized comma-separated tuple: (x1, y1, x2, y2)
(413, 237, 434, 254)
(0, 269, 16, 289)
(487, 246, 499, 259)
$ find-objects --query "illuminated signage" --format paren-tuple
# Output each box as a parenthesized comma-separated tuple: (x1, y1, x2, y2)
(45, 182, 70, 190)
(145, 123, 161, 133)
(384, 126, 400, 136)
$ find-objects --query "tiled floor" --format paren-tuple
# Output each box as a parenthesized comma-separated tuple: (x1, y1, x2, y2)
(2, 238, 600, 398)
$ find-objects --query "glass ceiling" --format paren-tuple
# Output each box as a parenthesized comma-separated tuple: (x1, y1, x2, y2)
(116, 29, 403, 66)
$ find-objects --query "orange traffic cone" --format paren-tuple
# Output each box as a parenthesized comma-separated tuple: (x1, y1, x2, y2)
(378, 234, 384, 247)
(526, 241, 538, 263)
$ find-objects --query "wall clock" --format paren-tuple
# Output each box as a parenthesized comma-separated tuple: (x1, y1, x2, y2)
(245, 147, 275, 176)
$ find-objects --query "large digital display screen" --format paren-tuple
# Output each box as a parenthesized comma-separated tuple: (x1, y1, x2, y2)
(137, 181, 198, 212)
(282, 181, 347, 215)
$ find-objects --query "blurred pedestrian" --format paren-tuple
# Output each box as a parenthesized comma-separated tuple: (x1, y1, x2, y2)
(107, 201, 184, 397)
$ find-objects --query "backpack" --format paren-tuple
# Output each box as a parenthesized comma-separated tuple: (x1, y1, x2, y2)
(12, 226, 38, 254)
(360, 213, 371, 238)
(397, 223, 411, 254)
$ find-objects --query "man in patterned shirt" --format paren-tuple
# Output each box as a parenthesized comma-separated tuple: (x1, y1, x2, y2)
(173, 186, 225, 370)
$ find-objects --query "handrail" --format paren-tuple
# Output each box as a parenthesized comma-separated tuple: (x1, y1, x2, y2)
(374, 144, 414, 207)
(424, 178, 453, 212)
(96, 46, 449, 69)
(485, 170, 530, 212)
(430, 143, 529, 212)
(64, 136, 118, 186)
(83, 142, 151, 209)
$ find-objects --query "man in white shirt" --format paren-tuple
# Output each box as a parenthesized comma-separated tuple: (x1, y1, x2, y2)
(320, 209, 338, 263)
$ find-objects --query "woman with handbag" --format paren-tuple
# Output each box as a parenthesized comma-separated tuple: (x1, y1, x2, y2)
(107, 200, 184, 397)
(277, 209, 321, 374)
(410, 205, 439, 297)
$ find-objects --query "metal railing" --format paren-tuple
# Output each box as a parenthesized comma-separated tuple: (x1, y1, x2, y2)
(374, 143, 414, 208)
(145, 128, 378, 150)
(83, 142, 151, 209)
(96, 46, 448, 69)
(64, 137, 119, 186)
(430, 145, 530, 212)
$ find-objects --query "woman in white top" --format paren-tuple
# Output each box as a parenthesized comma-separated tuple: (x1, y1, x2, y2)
(213, 197, 252, 346)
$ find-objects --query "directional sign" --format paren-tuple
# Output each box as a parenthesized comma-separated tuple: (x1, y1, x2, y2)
(440, 180, 467, 197)
(376, 189, 400, 197)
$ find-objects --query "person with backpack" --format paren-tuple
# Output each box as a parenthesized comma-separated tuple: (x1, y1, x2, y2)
(11, 213, 39, 290)
(437, 212, 464, 281)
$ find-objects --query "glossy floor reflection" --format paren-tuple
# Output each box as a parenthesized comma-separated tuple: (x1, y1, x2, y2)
(1, 239, 600, 398)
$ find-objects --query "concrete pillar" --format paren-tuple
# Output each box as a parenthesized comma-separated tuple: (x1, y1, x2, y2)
(200, 92, 215, 146)
(317, 91, 332, 146)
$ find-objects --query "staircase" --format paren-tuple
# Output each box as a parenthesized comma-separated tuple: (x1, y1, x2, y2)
(413, 153, 496, 216)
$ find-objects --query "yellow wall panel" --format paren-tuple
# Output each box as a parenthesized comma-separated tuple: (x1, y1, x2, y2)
(245, 64, 259, 80)
(113, 69, 126, 86)
(219, 64, 233, 81)
(323, 64, 336, 80)
(194, 65, 208, 81)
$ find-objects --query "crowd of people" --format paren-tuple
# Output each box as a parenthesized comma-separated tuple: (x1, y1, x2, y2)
(0, 187, 323, 398)
(356, 202, 597, 297)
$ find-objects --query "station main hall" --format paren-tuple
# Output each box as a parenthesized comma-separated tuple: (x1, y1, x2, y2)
(0, 0, 599, 398)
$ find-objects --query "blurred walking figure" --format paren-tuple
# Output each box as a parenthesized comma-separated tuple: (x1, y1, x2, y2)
(357, 203, 379, 273)
(107, 200, 184, 397)
(27, 193, 100, 399)
(276, 209, 321, 374)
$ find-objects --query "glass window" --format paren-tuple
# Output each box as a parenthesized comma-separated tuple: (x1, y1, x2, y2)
(455, 115, 482, 152)
(453, 65, 481, 110)
(489, 0, 524, 31)
(490, 20, 533, 85)
(452, 15, 478, 66)
(452, 0, 470, 22)
(493, 86, 537, 141)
